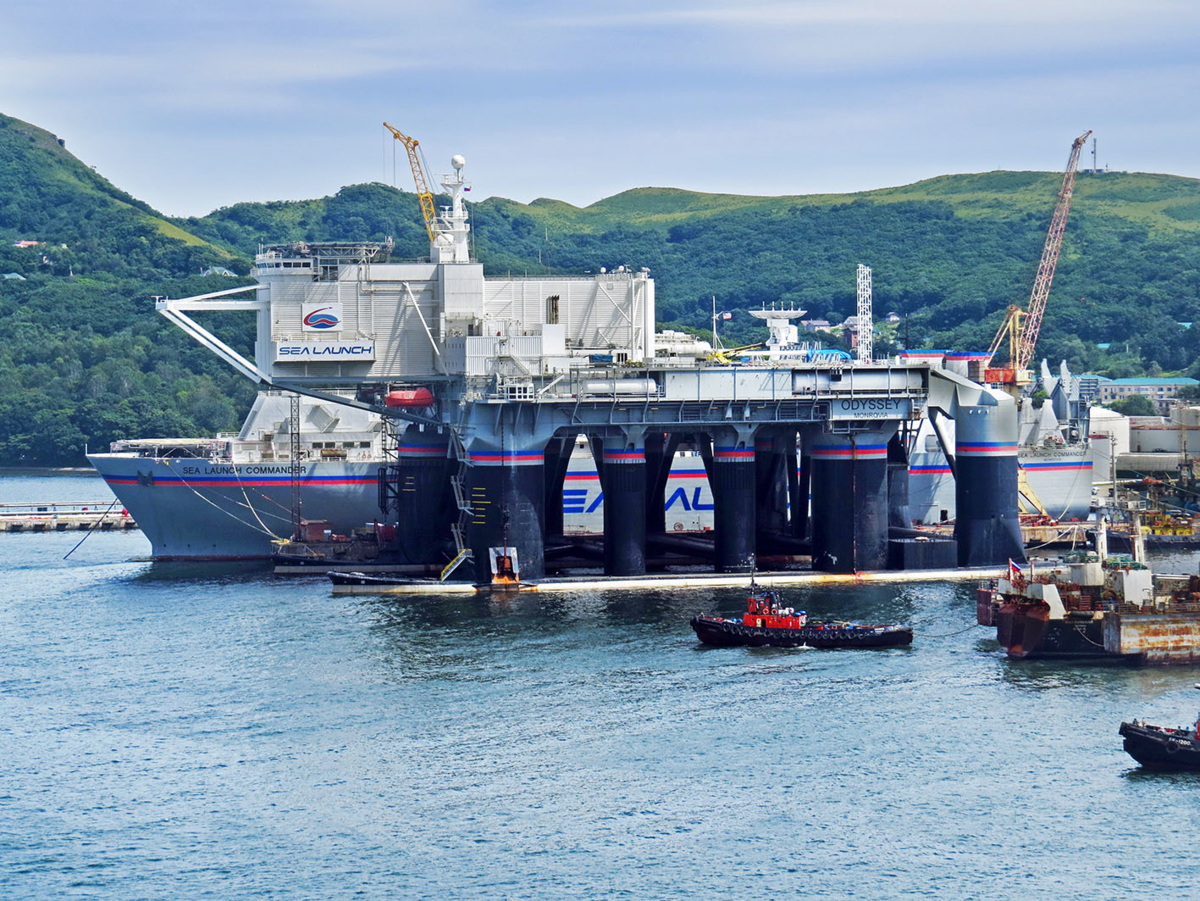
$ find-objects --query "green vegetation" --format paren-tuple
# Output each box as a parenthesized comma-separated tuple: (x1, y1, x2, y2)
(1108, 395, 1159, 417)
(4, 110, 1200, 465)
(0, 114, 256, 465)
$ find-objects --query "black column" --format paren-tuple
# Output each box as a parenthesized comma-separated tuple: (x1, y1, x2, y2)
(644, 432, 668, 537)
(466, 450, 546, 583)
(542, 436, 571, 539)
(887, 433, 912, 530)
(392, 430, 449, 565)
(755, 431, 789, 543)
(810, 434, 890, 573)
(601, 440, 647, 576)
(709, 431, 756, 573)
(791, 444, 810, 540)
(954, 404, 1025, 567)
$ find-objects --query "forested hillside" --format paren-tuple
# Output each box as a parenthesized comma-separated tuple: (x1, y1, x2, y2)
(4, 110, 1200, 465)
(0, 114, 257, 465)
(187, 168, 1200, 371)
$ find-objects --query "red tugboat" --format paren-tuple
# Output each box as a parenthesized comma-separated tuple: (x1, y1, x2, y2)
(690, 583, 913, 649)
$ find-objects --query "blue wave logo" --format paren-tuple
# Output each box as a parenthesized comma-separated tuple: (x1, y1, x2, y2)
(303, 307, 340, 329)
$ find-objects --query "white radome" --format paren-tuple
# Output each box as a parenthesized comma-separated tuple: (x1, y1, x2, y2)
(451, 154, 465, 170)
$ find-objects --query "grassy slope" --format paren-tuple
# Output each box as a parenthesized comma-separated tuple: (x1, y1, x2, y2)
(0, 113, 225, 253)
(516, 170, 1200, 234)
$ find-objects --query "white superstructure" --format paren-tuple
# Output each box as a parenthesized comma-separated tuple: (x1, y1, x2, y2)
(160, 156, 656, 390)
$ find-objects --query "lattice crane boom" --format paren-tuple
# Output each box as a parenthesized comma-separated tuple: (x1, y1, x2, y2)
(985, 130, 1090, 382)
(383, 122, 437, 242)
(1016, 129, 1091, 371)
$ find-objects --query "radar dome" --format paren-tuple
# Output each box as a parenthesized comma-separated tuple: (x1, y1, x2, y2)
(451, 154, 465, 170)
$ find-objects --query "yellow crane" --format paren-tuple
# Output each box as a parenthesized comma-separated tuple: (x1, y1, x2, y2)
(383, 122, 437, 242)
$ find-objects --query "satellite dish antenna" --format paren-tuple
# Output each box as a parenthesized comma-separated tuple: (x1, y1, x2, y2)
(451, 154, 465, 171)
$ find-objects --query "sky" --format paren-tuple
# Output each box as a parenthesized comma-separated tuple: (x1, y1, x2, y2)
(3, 0, 1198, 218)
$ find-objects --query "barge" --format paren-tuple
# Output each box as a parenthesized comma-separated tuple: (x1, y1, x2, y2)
(978, 521, 1200, 664)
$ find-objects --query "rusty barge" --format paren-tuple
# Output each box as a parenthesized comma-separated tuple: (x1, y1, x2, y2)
(977, 521, 1200, 665)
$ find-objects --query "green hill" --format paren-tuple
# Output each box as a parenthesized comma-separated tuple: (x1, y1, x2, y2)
(187, 168, 1200, 371)
(4, 109, 1200, 465)
(0, 114, 259, 465)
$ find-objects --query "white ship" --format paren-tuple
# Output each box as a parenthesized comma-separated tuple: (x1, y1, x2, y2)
(88, 393, 389, 559)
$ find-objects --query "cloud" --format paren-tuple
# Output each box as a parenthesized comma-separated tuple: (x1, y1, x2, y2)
(1, 0, 1195, 216)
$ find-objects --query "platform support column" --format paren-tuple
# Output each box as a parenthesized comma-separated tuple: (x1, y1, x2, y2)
(390, 426, 450, 565)
(887, 433, 912, 530)
(954, 401, 1026, 566)
(543, 435, 572, 539)
(706, 426, 757, 573)
(810, 429, 894, 573)
(594, 427, 648, 576)
(463, 412, 555, 583)
(792, 437, 811, 540)
(644, 431, 679, 537)
(755, 430, 789, 543)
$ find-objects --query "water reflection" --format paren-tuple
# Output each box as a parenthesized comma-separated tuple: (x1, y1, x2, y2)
(129, 559, 274, 584)
(997, 657, 1200, 699)
(1121, 766, 1200, 784)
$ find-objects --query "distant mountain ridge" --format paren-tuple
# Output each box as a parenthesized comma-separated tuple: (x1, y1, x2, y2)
(2, 111, 1200, 464)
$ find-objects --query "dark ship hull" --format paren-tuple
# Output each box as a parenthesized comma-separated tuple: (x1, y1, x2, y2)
(994, 605, 1114, 661)
(690, 615, 912, 649)
(1119, 721, 1200, 769)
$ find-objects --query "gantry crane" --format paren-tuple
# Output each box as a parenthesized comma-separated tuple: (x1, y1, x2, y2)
(383, 122, 437, 242)
(984, 130, 1092, 395)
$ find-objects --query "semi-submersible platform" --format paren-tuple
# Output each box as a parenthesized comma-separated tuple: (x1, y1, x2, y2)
(159, 154, 1027, 585)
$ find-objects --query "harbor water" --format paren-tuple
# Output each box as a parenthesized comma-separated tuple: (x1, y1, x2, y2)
(4, 470, 1200, 899)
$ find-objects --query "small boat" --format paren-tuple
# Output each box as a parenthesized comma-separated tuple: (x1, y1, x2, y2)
(1119, 718, 1200, 769)
(690, 584, 912, 649)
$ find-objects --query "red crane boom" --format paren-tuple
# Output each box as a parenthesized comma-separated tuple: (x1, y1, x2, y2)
(1018, 129, 1091, 370)
(985, 130, 1091, 387)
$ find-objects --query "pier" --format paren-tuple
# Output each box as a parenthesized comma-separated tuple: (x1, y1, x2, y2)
(0, 502, 138, 533)
(328, 566, 1008, 596)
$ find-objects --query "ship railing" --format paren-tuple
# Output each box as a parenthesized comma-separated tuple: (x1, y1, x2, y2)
(1112, 600, 1200, 615)
(0, 501, 128, 517)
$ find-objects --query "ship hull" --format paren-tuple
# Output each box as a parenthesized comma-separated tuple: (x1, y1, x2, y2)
(1119, 722, 1200, 769)
(909, 444, 1093, 526)
(690, 615, 912, 649)
(89, 445, 715, 560)
(88, 453, 386, 560)
(994, 604, 1116, 661)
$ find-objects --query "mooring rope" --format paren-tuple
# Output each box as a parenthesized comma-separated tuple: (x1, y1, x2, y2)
(920, 623, 984, 639)
(225, 454, 282, 537)
(158, 458, 281, 538)
(1074, 624, 1107, 648)
(63, 497, 120, 560)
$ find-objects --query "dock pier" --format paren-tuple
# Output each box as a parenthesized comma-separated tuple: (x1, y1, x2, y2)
(0, 502, 138, 533)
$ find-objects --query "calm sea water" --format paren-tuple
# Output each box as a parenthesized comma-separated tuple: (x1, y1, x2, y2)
(4, 470, 1200, 900)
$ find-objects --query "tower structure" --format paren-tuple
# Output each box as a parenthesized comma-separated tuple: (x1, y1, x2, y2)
(856, 264, 873, 364)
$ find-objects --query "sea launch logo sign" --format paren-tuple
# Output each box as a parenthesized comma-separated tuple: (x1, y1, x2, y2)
(302, 303, 343, 331)
(274, 341, 376, 361)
